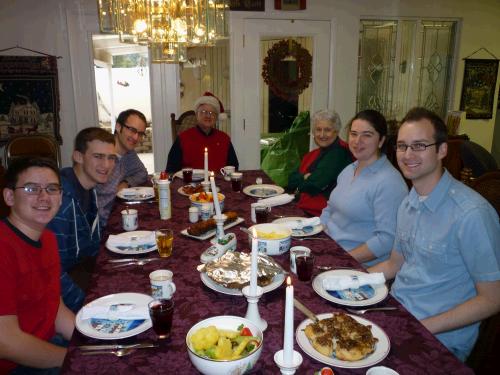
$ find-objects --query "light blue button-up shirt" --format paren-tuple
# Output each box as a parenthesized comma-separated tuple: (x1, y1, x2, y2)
(391, 170, 500, 361)
(320, 154, 408, 266)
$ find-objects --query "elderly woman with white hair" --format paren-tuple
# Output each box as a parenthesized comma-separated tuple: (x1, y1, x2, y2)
(166, 92, 239, 173)
(287, 109, 352, 216)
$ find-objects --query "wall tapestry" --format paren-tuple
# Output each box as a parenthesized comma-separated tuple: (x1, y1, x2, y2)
(459, 59, 499, 119)
(0, 55, 61, 144)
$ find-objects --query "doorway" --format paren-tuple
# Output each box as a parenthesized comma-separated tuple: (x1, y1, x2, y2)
(236, 19, 332, 170)
(92, 35, 155, 173)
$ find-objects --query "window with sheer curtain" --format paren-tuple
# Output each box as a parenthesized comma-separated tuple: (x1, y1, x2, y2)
(356, 19, 458, 120)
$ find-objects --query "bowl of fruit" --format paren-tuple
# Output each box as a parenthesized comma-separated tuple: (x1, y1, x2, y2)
(189, 191, 225, 215)
(186, 315, 263, 375)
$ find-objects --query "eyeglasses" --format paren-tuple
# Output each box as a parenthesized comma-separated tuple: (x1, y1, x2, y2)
(198, 109, 217, 118)
(122, 123, 146, 138)
(14, 183, 62, 195)
(395, 142, 438, 152)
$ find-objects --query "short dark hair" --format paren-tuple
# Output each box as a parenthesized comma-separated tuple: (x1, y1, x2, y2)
(401, 107, 448, 147)
(74, 127, 115, 154)
(348, 109, 388, 153)
(4, 157, 60, 189)
(116, 109, 147, 130)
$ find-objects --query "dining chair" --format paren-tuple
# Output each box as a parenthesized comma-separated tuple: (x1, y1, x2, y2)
(4, 134, 61, 168)
(466, 312, 500, 375)
(0, 163, 9, 217)
(469, 169, 500, 217)
(170, 110, 197, 141)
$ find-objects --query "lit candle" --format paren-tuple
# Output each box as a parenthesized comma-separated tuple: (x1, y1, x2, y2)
(250, 228, 258, 296)
(210, 172, 221, 218)
(204, 147, 208, 182)
(283, 276, 294, 365)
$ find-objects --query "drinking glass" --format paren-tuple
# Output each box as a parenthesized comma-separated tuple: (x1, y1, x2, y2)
(255, 206, 271, 223)
(155, 229, 173, 258)
(296, 254, 314, 281)
(148, 299, 174, 339)
(182, 168, 193, 183)
(231, 172, 243, 192)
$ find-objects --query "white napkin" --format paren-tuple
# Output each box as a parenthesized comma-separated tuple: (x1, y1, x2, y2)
(253, 193, 294, 208)
(121, 187, 154, 198)
(322, 272, 385, 291)
(81, 304, 150, 320)
(107, 232, 155, 248)
(279, 217, 321, 230)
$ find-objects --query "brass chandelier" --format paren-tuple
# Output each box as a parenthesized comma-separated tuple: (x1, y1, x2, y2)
(97, 0, 229, 63)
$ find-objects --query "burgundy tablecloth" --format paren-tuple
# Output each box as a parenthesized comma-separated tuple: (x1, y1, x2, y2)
(61, 171, 473, 375)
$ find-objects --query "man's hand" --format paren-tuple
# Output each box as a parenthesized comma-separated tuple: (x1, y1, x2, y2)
(117, 181, 129, 192)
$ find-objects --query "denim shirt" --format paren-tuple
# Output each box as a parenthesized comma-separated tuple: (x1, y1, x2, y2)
(391, 170, 500, 360)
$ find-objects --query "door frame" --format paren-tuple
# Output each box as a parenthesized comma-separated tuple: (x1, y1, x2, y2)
(231, 18, 332, 170)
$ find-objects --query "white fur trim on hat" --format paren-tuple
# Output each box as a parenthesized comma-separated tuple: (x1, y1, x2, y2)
(194, 96, 220, 114)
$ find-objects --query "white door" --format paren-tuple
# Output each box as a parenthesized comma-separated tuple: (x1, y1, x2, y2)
(234, 19, 331, 170)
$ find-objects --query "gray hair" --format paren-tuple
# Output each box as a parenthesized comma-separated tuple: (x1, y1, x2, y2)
(312, 110, 342, 132)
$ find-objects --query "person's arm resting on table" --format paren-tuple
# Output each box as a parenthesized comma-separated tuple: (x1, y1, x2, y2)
(368, 249, 404, 281)
(0, 299, 74, 368)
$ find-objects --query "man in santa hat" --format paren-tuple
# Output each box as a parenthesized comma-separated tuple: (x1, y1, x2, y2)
(166, 92, 239, 173)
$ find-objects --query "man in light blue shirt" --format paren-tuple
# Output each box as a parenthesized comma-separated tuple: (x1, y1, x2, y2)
(369, 107, 500, 361)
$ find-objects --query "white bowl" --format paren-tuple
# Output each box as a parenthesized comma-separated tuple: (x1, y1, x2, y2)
(189, 192, 225, 214)
(186, 315, 263, 375)
(248, 223, 292, 256)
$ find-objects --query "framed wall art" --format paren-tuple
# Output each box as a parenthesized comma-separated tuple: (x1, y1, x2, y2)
(0, 55, 62, 144)
(274, 0, 306, 11)
(229, 0, 265, 11)
(459, 59, 499, 119)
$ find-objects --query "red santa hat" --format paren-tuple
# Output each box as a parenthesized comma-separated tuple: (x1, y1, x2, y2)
(194, 91, 228, 120)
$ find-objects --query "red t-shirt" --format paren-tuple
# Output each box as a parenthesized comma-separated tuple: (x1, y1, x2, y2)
(0, 219, 61, 373)
(178, 127, 231, 171)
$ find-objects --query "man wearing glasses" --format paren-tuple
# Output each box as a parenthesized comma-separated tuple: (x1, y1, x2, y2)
(0, 158, 75, 373)
(369, 107, 500, 361)
(48, 127, 117, 312)
(166, 92, 239, 173)
(96, 109, 149, 225)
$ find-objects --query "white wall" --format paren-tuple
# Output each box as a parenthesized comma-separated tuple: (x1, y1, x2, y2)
(1, 0, 499, 167)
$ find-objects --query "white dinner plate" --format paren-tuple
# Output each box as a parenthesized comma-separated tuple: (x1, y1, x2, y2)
(75, 293, 153, 340)
(296, 313, 391, 369)
(313, 269, 389, 307)
(117, 187, 154, 201)
(181, 217, 245, 240)
(243, 184, 284, 198)
(272, 216, 324, 237)
(177, 184, 219, 197)
(106, 231, 157, 255)
(173, 169, 212, 182)
(200, 272, 286, 296)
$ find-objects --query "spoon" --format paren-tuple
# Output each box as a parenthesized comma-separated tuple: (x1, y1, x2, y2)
(296, 237, 330, 241)
(345, 307, 398, 315)
(81, 348, 136, 357)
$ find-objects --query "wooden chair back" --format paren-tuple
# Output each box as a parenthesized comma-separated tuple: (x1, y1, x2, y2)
(170, 111, 197, 141)
(0, 163, 9, 217)
(4, 134, 61, 168)
(469, 169, 500, 217)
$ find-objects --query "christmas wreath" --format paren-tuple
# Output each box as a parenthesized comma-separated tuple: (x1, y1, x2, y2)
(262, 39, 312, 101)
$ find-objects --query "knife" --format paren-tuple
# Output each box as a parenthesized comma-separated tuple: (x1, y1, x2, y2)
(78, 342, 158, 351)
(108, 258, 160, 263)
(294, 297, 319, 323)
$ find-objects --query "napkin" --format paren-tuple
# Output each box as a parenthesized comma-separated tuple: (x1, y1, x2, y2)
(81, 304, 150, 320)
(279, 217, 321, 230)
(121, 187, 154, 198)
(252, 194, 294, 208)
(107, 232, 155, 248)
(322, 272, 385, 291)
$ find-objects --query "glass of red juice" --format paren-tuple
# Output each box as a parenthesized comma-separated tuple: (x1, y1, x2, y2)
(182, 168, 193, 184)
(148, 299, 174, 339)
(255, 206, 271, 223)
(231, 172, 243, 192)
(296, 254, 314, 281)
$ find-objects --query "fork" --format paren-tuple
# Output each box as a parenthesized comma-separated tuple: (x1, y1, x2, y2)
(345, 307, 398, 315)
(112, 260, 154, 268)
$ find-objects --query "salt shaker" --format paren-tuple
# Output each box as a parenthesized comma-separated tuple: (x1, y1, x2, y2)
(256, 177, 263, 185)
(200, 203, 211, 221)
(189, 206, 199, 223)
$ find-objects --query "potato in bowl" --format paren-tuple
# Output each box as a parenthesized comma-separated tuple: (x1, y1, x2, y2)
(248, 223, 292, 256)
(186, 316, 263, 375)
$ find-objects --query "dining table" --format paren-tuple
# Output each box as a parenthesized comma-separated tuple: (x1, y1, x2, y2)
(61, 170, 474, 375)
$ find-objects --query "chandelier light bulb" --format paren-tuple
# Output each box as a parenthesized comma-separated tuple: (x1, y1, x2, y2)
(134, 19, 148, 33)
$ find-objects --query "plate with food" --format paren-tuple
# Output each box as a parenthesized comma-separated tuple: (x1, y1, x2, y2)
(296, 312, 390, 368)
(200, 272, 285, 296)
(105, 230, 157, 255)
(313, 269, 389, 307)
(117, 187, 155, 201)
(243, 184, 284, 198)
(173, 169, 211, 182)
(181, 211, 243, 240)
(75, 293, 153, 340)
(178, 183, 220, 196)
(272, 216, 324, 237)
